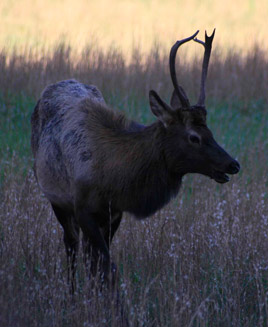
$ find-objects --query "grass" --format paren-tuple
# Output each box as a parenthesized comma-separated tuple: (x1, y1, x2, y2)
(1, 0, 268, 54)
(0, 94, 35, 178)
(0, 40, 267, 326)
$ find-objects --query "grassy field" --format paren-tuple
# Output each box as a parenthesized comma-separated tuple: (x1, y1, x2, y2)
(0, 1, 268, 324)
(1, 0, 268, 54)
(0, 41, 267, 326)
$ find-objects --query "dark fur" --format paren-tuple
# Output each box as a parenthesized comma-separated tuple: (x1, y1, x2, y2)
(31, 79, 240, 286)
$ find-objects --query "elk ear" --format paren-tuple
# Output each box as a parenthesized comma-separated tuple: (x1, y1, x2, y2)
(149, 90, 173, 127)
(170, 90, 181, 109)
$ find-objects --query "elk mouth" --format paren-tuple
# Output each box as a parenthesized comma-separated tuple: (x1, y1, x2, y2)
(212, 170, 230, 184)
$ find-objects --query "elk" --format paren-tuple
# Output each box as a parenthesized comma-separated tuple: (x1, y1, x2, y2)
(31, 30, 240, 289)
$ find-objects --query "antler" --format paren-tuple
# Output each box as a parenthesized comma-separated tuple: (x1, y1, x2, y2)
(194, 29, 216, 107)
(169, 30, 199, 109)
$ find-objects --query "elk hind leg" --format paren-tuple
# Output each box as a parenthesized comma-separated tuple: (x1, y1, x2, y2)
(51, 204, 79, 292)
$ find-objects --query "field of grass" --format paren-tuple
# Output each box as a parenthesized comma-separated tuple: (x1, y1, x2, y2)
(0, 5, 268, 327)
(0, 41, 267, 326)
(1, 0, 268, 54)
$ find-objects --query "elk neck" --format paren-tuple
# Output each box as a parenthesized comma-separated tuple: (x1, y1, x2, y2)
(94, 120, 183, 218)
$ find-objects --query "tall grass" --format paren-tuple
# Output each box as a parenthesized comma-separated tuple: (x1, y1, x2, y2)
(0, 42, 267, 172)
(1, 156, 267, 326)
(1, 0, 268, 53)
(1, 42, 268, 106)
(0, 42, 267, 326)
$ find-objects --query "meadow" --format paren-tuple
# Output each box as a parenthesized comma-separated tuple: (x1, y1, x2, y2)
(0, 0, 268, 325)
(0, 39, 267, 326)
(1, 0, 268, 53)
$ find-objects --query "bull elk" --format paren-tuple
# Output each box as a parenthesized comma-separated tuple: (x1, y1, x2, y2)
(31, 30, 240, 289)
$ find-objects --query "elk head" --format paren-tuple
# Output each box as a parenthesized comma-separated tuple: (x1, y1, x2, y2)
(149, 30, 240, 183)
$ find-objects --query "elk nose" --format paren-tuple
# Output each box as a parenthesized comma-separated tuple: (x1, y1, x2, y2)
(228, 160, 240, 174)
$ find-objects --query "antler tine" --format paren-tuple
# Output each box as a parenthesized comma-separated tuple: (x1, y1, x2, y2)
(169, 30, 199, 109)
(194, 29, 216, 107)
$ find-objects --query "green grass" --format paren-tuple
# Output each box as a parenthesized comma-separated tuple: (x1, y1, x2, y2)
(0, 94, 35, 181)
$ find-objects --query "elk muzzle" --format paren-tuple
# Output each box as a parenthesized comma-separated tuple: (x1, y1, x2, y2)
(227, 160, 240, 174)
(212, 159, 240, 183)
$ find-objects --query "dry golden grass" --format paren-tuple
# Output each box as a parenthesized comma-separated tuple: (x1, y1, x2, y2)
(1, 0, 268, 55)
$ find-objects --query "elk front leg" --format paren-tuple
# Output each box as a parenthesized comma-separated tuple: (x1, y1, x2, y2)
(103, 211, 122, 249)
(76, 203, 111, 282)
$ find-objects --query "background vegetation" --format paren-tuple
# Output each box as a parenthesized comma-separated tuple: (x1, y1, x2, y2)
(0, 0, 267, 326)
(1, 0, 268, 53)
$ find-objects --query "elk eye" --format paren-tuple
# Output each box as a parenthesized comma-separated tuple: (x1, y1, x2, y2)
(189, 134, 201, 145)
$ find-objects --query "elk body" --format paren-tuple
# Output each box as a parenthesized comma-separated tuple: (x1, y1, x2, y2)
(31, 30, 240, 287)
